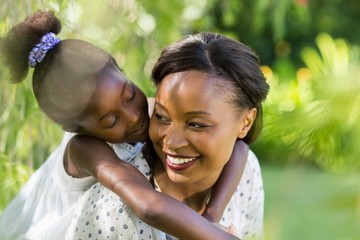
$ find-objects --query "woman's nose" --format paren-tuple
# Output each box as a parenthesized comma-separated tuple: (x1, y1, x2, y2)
(163, 125, 187, 151)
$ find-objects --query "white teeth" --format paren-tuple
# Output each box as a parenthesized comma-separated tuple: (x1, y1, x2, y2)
(167, 155, 196, 165)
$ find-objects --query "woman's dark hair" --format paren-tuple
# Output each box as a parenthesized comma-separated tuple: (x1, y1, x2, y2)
(151, 32, 270, 144)
(1, 10, 119, 131)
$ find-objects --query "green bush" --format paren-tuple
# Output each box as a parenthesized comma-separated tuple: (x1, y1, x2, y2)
(0, 153, 32, 210)
(254, 33, 360, 172)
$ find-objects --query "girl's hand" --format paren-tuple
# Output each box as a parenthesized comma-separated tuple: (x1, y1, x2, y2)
(166, 224, 238, 240)
(213, 223, 238, 236)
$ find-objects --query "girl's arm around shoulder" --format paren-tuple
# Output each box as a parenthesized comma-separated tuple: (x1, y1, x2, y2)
(66, 135, 240, 240)
(202, 140, 249, 223)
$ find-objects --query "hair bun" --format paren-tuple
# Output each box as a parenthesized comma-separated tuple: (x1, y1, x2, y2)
(1, 10, 62, 83)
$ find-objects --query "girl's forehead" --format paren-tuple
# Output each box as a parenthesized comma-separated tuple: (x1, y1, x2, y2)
(97, 67, 128, 83)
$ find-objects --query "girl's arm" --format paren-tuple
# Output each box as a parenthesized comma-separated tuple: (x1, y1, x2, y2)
(202, 140, 249, 223)
(67, 134, 239, 240)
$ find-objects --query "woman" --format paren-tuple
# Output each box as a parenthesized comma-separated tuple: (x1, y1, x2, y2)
(67, 32, 269, 240)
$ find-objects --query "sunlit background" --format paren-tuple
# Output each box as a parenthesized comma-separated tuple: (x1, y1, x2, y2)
(0, 1, 359, 239)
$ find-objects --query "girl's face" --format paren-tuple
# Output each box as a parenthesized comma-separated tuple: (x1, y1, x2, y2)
(76, 68, 149, 143)
(149, 70, 255, 185)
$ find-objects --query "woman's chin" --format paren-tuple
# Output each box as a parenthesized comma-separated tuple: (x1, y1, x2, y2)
(165, 167, 190, 184)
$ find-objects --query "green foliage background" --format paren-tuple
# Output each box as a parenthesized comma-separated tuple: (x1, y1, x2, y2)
(0, 0, 359, 239)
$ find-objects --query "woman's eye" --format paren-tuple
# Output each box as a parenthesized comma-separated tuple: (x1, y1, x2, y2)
(155, 113, 169, 123)
(188, 122, 207, 129)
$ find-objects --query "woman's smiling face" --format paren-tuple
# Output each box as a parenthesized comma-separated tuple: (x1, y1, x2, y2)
(149, 70, 254, 185)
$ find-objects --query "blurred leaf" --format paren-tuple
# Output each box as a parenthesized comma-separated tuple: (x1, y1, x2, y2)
(256, 33, 360, 172)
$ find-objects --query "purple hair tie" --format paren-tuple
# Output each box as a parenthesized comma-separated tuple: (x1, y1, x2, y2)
(28, 32, 60, 68)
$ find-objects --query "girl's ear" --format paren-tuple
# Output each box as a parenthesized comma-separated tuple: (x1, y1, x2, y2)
(237, 108, 257, 139)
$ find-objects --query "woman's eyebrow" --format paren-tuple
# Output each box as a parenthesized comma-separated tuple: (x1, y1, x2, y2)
(185, 111, 210, 116)
(155, 102, 210, 116)
(154, 101, 166, 110)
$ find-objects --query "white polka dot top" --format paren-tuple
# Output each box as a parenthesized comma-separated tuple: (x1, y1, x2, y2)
(66, 150, 264, 240)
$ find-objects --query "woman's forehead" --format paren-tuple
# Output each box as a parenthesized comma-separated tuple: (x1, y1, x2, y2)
(157, 71, 235, 100)
(157, 71, 235, 109)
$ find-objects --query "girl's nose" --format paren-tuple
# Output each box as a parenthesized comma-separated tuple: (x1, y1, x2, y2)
(123, 106, 140, 127)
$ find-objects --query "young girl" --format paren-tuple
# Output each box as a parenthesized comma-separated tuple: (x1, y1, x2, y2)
(0, 11, 247, 240)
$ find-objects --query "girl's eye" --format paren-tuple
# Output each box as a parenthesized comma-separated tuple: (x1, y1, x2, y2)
(126, 86, 136, 103)
(109, 114, 119, 128)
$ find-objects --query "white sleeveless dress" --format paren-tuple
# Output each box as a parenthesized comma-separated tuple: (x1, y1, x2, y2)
(0, 132, 142, 240)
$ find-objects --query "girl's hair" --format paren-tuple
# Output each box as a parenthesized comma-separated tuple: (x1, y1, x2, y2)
(151, 32, 270, 144)
(1, 10, 119, 130)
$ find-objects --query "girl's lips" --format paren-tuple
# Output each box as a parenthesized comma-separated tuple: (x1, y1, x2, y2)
(166, 155, 200, 171)
(131, 117, 148, 136)
(133, 119, 145, 134)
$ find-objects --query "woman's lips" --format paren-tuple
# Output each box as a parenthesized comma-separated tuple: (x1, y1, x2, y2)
(166, 155, 200, 171)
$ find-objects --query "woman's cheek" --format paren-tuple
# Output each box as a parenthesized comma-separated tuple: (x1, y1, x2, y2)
(149, 120, 165, 144)
(149, 118, 157, 141)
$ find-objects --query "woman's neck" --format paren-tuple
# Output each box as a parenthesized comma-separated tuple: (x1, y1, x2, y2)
(153, 159, 216, 214)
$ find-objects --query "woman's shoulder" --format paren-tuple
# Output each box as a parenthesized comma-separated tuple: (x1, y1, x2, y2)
(220, 149, 263, 208)
(111, 142, 143, 163)
(131, 150, 152, 180)
(247, 150, 262, 174)
(241, 149, 263, 190)
(221, 150, 264, 238)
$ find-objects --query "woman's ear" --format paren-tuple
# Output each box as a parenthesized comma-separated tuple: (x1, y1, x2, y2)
(237, 108, 257, 139)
